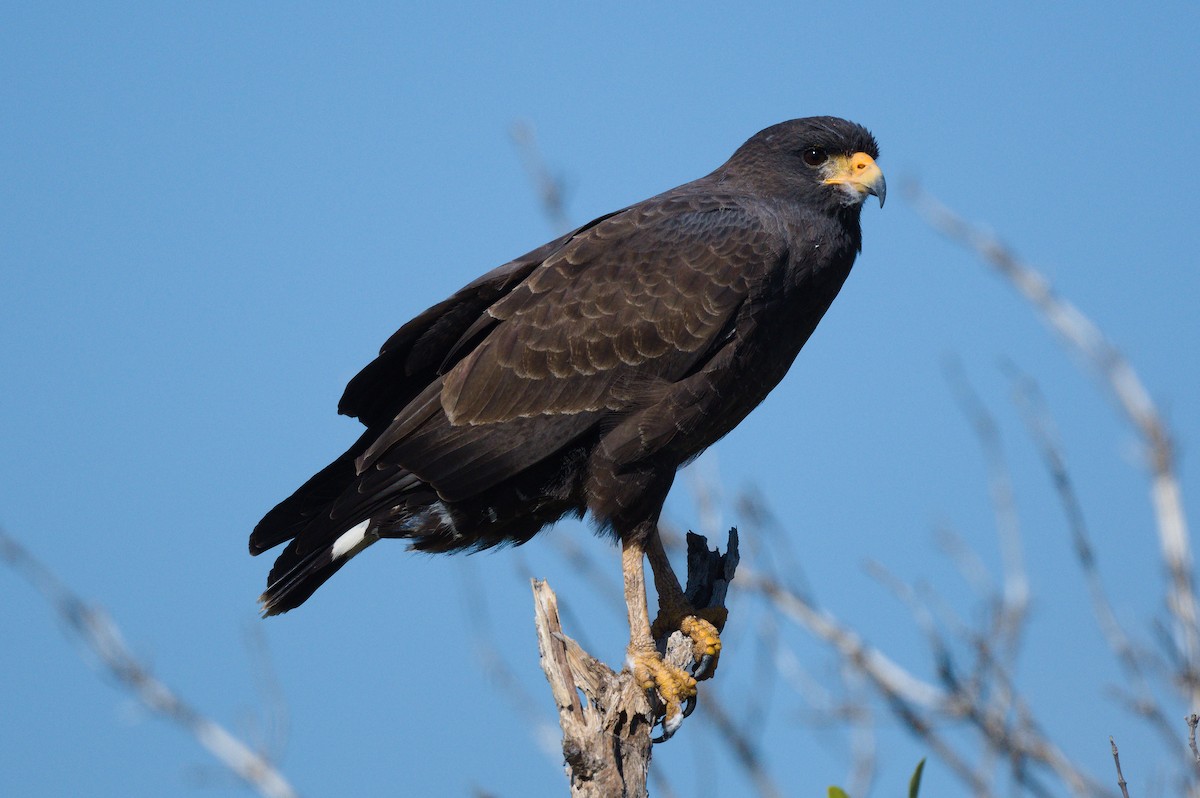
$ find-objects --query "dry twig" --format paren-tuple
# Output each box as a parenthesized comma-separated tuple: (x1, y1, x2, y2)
(1189, 714, 1200, 774)
(1111, 736, 1131, 798)
(0, 528, 298, 798)
(1010, 369, 1179, 750)
(742, 560, 1114, 797)
(909, 184, 1199, 703)
(510, 120, 571, 234)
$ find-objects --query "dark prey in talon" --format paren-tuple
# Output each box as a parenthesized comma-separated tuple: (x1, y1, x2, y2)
(250, 116, 884, 739)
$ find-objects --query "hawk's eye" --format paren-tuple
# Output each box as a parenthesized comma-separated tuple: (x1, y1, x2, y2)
(801, 148, 827, 167)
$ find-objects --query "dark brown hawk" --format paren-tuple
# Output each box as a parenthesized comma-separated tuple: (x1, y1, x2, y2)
(251, 116, 884, 738)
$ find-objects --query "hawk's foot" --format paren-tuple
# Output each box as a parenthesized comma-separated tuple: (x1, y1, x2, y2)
(652, 606, 726, 681)
(628, 647, 697, 743)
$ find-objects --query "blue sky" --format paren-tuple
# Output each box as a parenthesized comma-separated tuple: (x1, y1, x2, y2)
(3, 3, 1198, 796)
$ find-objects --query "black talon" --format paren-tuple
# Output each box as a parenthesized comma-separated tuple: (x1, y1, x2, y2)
(652, 695, 697, 743)
(693, 653, 715, 681)
(651, 719, 675, 744)
(649, 693, 693, 743)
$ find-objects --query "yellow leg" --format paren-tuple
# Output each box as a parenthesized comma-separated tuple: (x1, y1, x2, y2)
(622, 533, 696, 739)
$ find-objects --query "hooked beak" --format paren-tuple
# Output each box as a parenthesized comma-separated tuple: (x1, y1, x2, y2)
(822, 152, 886, 207)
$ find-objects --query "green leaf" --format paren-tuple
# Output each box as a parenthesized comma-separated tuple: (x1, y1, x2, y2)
(827, 788, 850, 798)
(908, 758, 926, 798)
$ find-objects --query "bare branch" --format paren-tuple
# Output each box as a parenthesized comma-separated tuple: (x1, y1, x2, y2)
(842, 667, 879, 798)
(743, 561, 1116, 797)
(910, 184, 1199, 700)
(1110, 737, 1131, 798)
(743, 569, 946, 708)
(0, 528, 299, 798)
(1009, 368, 1180, 750)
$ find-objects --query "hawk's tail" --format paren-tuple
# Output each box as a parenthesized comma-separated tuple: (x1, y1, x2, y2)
(249, 429, 376, 558)
(251, 429, 392, 616)
(251, 429, 449, 615)
(258, 519, 378, 616)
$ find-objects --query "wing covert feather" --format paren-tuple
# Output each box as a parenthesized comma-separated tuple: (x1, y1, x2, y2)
(356, 196, 786, 501)
(441, 200, 783, 426)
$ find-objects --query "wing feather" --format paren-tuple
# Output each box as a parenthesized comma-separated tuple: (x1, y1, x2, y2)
(338, 211, 624, 428)
(440, 200, 780, 428)
(358, 194, 785, 502)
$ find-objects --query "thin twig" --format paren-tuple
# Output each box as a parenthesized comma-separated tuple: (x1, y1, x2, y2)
(933, 523, 996, 599)
(739, 566, 998, 791)
(841, 667, 878, 798)
(743, 563, 1115, 797)
(510, 120, 572, 234)
(1009, 367, 1179, 750)
(0, 528, 299, 798)
(910, 184, 1198, 703)
(1110, 736, 1131, 798)
(1189, 714, 1200, 775)
(943, 356, 1029, 653)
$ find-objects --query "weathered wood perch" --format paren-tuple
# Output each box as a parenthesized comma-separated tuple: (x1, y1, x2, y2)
(532, 529, 740, 798)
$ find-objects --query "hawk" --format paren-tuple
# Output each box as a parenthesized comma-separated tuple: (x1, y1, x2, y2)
(251, 116, 884, 738)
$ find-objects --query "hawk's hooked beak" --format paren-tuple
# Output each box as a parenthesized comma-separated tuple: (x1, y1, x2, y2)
(822, 152, 886, 207)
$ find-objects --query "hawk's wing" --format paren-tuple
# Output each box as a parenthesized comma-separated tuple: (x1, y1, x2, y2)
(356, 194, 786, 503)
(337, 214, 621, 430)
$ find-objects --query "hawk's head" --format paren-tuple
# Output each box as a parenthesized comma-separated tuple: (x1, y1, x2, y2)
(722, 116, 885, 212)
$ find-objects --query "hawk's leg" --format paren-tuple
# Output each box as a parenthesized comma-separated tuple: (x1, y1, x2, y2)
(646, 528, 725, 681)
(622, 533, 696, 741)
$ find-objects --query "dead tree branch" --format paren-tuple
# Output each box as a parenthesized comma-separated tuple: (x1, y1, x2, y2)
(532, 530, 738, 797)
